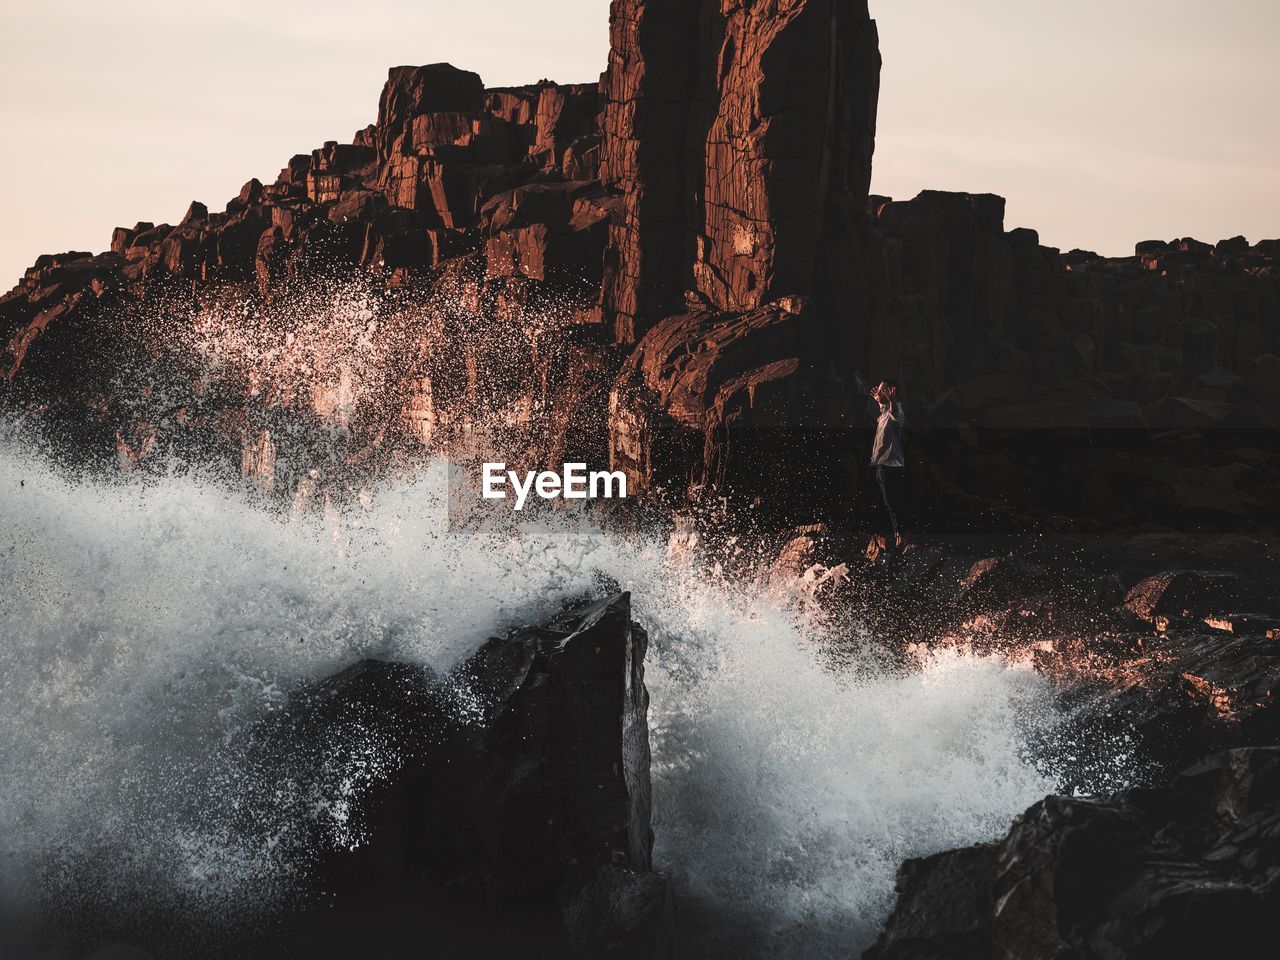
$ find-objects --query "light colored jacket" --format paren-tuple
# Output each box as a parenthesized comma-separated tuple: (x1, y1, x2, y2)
(869, 398, 905, 467)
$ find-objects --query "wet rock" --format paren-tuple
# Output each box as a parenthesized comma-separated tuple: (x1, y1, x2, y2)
(561, 865, 677, 960)
(278, 592, 671, 959)
(1071, 626, 1280, 780)
(866, 748, 1280, 960)
(1123, 569, 1256, 628)
(27, 594, 671, 960)
(862, 843, 1000, 959)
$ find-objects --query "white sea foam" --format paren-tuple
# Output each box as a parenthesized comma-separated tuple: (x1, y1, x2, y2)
(0, 442, 1066, 957)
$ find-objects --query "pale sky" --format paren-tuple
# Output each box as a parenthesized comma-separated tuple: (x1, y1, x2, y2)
(2, 0, 1277, 287)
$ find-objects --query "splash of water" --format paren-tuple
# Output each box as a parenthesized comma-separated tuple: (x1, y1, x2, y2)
(0, 441, 1074, 957)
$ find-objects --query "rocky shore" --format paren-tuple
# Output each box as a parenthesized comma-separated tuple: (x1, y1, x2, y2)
(3, 1, 1275, 542)
(3, 1, 1277, 957)
(36, 594, 674, 960)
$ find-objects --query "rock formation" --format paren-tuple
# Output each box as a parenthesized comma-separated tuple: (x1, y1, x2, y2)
(866, 747, 1280, 960)
(2, 4, 1279, 957)
(2, 0, 1276, 542)
(41, 593, 674, 960)
(280, 592, 672, 960)
(600, 0, 881, 343)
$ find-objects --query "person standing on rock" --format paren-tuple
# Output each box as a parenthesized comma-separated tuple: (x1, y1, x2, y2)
(855, 372, 908, 554)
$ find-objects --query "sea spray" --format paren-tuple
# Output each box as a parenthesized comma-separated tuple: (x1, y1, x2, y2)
(1, 441, 1074, 957)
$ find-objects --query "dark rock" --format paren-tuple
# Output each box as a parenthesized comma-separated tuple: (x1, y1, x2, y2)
(599, 0, 700, 343)
(279, 592, 671, 959)
(41, 594, 673, 960)
(863, 843, 999, 959)
(482, 181, 608, 281)
(1101, 629, 1280, 775)
(1123, 569, 1254, 627)
(600, 0, 880, 343)
(1216, 235, 1249, 256)
(181, 201, 208, 224)
(110, 226, 136, 254)
(561, 865, 677, 960)
(867, 748, 1280, 960)
(1006, 226, 1039, 250)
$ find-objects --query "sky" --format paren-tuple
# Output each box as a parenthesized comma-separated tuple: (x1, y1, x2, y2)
(1, 0, 1277, 287)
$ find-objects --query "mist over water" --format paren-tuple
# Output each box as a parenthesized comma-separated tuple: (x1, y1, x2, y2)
(1, 440, 1070, 958)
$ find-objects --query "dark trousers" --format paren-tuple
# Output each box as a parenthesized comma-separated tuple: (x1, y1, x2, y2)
(874, 465, 904, 540)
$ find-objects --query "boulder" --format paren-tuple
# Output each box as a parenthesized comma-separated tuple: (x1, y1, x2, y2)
(866, 748, 1280, 960)
(1123, 569, 1254, 627)
(375, 63, 485, 160)
(275, 592, 669, 959)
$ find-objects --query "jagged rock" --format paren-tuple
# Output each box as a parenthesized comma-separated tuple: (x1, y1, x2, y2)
(610, 296, 844, 514)
(866, 748, 1280, 960)
(1123, 569, 1258, 628)
(482, 182, 611, 282)
(273, 592, 669, 960)
(412, 111, 474, 149)
(598, 0, 700, 343)
(692, 0, 881, 315)
(375, 63, 485, 160)
(863, 843, 1000, 960)
(47, 594, 672, 960)
(600, 0, 881, 344)
(0, 0, 1277, 537)
(561, 865, 677, 960)
(533, 83, 599, 170)
(1094, 629, 1280, 776)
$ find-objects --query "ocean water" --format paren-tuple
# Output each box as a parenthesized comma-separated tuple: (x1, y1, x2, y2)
(0, 441, 1068, 958)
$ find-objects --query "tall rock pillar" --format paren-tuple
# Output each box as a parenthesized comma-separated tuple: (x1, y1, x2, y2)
(600, 0, 700, 345)
(602, 0, 880, 358)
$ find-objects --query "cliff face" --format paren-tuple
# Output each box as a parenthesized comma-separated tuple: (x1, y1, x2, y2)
(601, 0, 880, 338)
(2, 0, 1277, 537)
